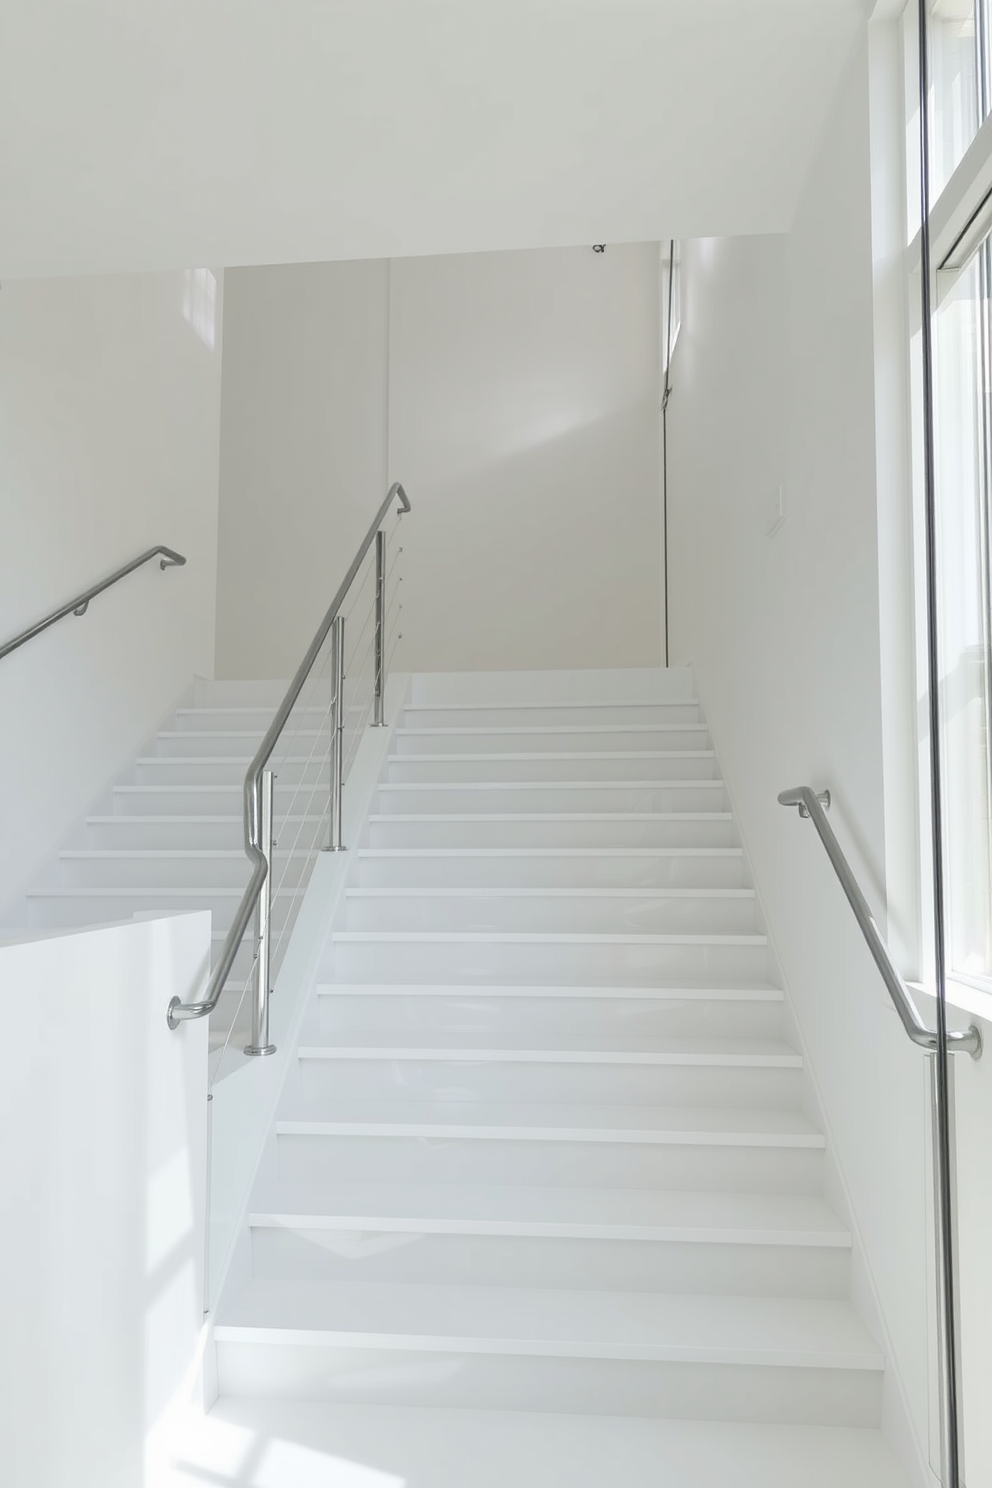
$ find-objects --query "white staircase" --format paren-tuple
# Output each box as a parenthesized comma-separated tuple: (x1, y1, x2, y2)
(7, 676, 331, 1059)
(198, 672, 911, 1487)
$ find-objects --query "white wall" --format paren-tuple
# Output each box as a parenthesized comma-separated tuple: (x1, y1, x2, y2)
(215, 244, 663, 677)
(214, 260, 389, 679)
(668, 29, 935, 1482)
(0, 271, 224, 914)
(389, 244, 662, 672)
(0, 913, 209, 1488)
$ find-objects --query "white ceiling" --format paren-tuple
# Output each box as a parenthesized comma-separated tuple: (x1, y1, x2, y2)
(0, 0, 868, 278)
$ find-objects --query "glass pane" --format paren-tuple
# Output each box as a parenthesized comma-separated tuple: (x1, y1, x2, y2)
(934, 250, 992, 983)
(931, 0, 981, 196)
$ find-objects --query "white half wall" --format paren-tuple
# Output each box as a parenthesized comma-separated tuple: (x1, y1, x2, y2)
(0, 913, 209, 1488)
(214, 259, 390, 679)
(0, 270, 224, 914)
(388, 244, 662, 672)
(668, 28, 934, 1483)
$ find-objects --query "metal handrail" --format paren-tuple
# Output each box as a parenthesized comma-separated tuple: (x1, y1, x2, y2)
(167, 481, 411, 1032)
(779, 786, 981, 1057)
(0, 545, 186, 662)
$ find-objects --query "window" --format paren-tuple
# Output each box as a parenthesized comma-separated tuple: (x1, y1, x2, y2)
(934, 239, 992, 984)
(931, 0, 983, 195)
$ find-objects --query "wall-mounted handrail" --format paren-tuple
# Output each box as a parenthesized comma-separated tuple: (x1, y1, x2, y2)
(779, 786, 981, 1057)
(0, 545, 186, 662)
(167, 481, 411, 1035)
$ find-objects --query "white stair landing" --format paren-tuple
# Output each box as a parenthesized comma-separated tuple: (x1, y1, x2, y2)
(162, 1401, 911, 1488)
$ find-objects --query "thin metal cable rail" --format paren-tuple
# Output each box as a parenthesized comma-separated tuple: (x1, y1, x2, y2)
(167, 481, 410, 1037)
(0, 545, 186, 661)
(779, 786, 981, 1057)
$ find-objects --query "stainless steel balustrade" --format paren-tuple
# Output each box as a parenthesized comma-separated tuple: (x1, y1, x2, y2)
(167, 482, 411, 1050)
(0, 545, 186, 661)
(779, 786, 981, 1056)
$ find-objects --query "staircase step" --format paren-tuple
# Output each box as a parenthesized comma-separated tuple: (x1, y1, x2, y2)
(343, 885, 758, 934)
(175, 704, 327, 733)
(402, 701, 702, 728)
(387, 751, 719, 783)
(132, 755, 326, 787)
(368, 811, 736, 849)
(84, 813, 324, 851)
(56, 847, 310, 890)
(248, 1184, 850, 1295)
(275, 1101, 825, 1192)
(315, 982, 786, 1041)
(329, 929, 770, 984)
(175, 1401, 911, 1488)
(393, 723, 711, 754)
(112, 785, 322, 816)
(214, 1280, 882, 1423)
(155, 728, 326, 758)
(295, 1034, 800, 1107)
(375, 781, 728, 815)
(355, 846, 747, 890)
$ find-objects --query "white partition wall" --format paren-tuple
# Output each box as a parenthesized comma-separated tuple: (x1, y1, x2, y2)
(0, 913, 210, 1488)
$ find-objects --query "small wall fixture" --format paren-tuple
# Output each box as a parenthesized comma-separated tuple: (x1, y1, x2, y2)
(592, 244, 606, 253)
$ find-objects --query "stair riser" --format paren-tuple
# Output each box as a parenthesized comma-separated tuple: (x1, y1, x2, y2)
(26, 891, 297, 932)
(317, 993, 785, 1043)
(401, 705, 702, 728)
(368, 815, 734, 851)
(157, 730, 325, 758)
(343, 894, 757, 935)
(133, 758, 327, 788)
(296, 1059, 802, 1110)
(393, 727, 711, 755)
(58, 851, 310, 890)
(368, 817, 736, 850)
(355, 853, 747, 890)
(214, 1345, 880, 1426)
(376, 784, 727, 815)
(175, 707, 328, 734)
(192, 680, 302, 708)
(113, 786, 328, 816)
(276, 1135, 825, 1195)
(329, 938, 771, 985)
(84, 817, 324, 851)
(386, 756, 718, 784)
(249, 1228, 850, 1298)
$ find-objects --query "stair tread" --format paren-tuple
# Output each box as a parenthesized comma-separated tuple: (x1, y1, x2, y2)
(358, 847, 745, 857)
(346, 886, 755, 899)
(333, 930, 768, 943)
(407, 701, 700, 712)
(276, 1099, 825, 1145)
(249, 1184, 849, 1245)
(379, 780, 725, 790)
(317, 981, 784, 1000)
(174, 1402, 911, 1488)
(296, 1035, 801, 1066)
(389, 751, 716, 762)
(214, 1280, 882, 1368)
(369, 811, 734, 821)
(397, 723, 707, 735)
